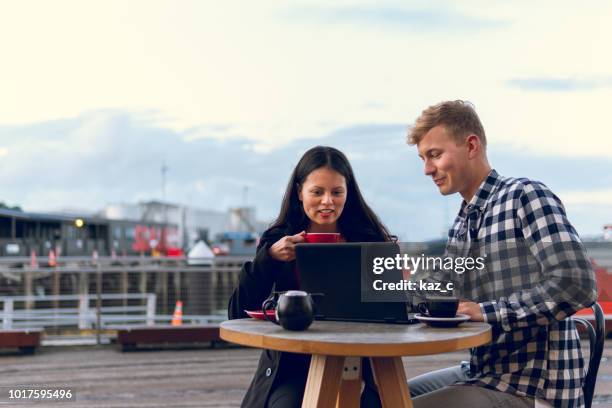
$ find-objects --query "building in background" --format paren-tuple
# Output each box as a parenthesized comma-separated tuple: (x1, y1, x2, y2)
(99, 201, 270, 251)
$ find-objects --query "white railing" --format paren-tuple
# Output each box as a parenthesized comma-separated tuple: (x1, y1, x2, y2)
(0, 256, 245, 338)
(0, 293, 227, 331)
(0, 293, 159, 330)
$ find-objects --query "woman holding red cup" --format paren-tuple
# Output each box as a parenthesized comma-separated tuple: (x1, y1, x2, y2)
(229, 146, 393, 407)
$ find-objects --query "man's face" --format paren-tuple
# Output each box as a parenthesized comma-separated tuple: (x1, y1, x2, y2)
(417, 125, 470, 196)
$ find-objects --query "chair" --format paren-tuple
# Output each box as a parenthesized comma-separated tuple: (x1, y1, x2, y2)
(572, 302, 605, 408)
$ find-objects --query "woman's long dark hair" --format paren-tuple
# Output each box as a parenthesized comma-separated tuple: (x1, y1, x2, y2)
(269, 146, 393, 242)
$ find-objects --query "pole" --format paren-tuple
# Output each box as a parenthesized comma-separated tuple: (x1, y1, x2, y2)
(161, 162, 169, 253)
(96, 261, 102, 345)
(161, 162, 168, 203)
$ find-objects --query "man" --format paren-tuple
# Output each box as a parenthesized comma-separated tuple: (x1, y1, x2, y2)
(406, 100, 597, 408)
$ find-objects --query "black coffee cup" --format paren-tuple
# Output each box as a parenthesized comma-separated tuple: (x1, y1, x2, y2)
(262, 291, 322, 331)
(417, 297, 459, 318)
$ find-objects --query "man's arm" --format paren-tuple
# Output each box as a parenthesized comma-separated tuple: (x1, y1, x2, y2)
(478, 181, 598, 332)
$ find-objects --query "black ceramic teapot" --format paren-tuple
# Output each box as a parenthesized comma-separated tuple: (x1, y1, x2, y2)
(262, 290, 320, 331)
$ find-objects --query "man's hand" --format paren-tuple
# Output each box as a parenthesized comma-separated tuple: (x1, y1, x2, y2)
(457, 301, 484, 322)
(268, 232, 306, 262)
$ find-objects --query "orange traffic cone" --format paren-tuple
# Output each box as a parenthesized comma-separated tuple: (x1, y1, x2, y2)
(48, 249, 57, 267)
(171, 301, 183, 326)
(30, 249, 38, 269)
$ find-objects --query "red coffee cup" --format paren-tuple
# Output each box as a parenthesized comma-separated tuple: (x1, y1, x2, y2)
(303, 233, 341, 243)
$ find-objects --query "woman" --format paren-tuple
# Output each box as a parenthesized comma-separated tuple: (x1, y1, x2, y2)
(228, 146, 393, 407)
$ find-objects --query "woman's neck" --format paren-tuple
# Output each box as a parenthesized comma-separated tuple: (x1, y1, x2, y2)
(307, 223, 338, 234)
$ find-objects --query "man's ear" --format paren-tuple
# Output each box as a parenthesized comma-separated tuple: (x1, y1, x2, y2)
(466, 134, 481, 159)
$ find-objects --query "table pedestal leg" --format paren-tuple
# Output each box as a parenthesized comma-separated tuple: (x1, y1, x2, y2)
(302, 355, 345, 408)
(336, 357, 361, 408)
(370, 356, 413, 408)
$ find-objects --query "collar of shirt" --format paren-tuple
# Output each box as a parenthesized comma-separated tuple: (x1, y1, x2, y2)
(458, 169, 503, 219)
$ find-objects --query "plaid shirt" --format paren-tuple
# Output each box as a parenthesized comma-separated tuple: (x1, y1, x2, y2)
(437, 169, 597, 407)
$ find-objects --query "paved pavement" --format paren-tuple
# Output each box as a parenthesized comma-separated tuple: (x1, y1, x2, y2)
(0, 340, 610, 407)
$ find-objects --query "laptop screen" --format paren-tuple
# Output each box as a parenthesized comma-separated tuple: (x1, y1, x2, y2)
(295, 242, 415, 324)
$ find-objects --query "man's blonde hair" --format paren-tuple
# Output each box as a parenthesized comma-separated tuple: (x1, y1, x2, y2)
(407, 100, 486, 147)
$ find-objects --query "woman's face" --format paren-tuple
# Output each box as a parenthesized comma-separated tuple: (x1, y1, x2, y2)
(298, 167, 347, 231)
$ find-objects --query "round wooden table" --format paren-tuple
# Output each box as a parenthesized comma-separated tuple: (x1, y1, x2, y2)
(221, 319, 491, 408)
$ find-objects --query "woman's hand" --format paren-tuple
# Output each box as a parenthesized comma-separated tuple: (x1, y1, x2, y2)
(268, 232, 306, 262)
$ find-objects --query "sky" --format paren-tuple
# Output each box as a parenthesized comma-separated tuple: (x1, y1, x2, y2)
(1, 0, 611, 240)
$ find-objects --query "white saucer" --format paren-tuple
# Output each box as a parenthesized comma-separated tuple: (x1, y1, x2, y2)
(415, 313, 470, 327)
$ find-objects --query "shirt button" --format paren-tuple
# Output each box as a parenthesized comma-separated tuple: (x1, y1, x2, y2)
(265, 368, 272, 377)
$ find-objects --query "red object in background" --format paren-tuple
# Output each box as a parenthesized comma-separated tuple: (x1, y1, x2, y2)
(576, 265, 612, 316)
(212, 244, 229, 256)
(48, 249, 57, 267)
(30, 249, 38, 269)
(131, 224, 181, 256)
(166, 247, 183, 257)
(132, 225, 151, 253)
(171, 300, 183, 326)
(575, 265, 612, 335)
(576, 302, 612, 316)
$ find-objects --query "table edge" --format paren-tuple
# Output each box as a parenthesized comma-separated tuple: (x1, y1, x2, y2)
(219, 320, 491, 357)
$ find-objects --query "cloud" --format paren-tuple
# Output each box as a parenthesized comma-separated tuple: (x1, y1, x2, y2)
(1, 2, 610, 161)
(505, 77, 612, 92)
(285, 5, 508, 33)
(1, 110, 610, 241)
(557, 189, 612, 206)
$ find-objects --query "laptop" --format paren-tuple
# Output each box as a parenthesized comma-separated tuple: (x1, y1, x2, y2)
(295, 242, 417, 324)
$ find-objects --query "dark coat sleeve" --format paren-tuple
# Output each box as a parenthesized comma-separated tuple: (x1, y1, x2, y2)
(227, 228, 294, 407)
(228, 228, 287, 319)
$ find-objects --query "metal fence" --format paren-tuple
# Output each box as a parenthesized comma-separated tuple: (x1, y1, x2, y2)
(0, 256, 248, 336)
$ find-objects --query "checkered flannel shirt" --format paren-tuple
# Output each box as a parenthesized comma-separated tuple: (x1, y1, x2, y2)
(432, 169, 597, 407)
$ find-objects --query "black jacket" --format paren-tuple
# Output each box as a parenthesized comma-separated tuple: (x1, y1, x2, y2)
(228, 227, 307, 407)
(228, 226, 384, 407)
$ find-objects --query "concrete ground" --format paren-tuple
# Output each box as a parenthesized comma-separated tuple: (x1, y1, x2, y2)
(0, 341, 610, 407)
